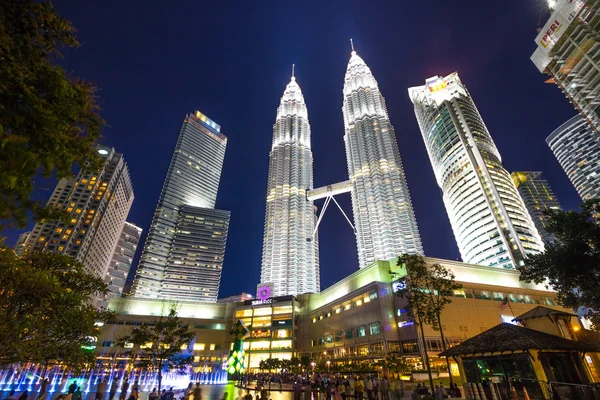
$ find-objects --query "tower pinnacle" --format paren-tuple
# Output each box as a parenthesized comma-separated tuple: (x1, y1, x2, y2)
(292, 64, 295, 80)
(350, 38, 355, 55)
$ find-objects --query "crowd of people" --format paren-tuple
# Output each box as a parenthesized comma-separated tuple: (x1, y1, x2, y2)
(238, 372, 463, 399)
(1, 378, 216, 400)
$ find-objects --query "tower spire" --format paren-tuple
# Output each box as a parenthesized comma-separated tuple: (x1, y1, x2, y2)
(292, 64, 295, 79)
(350, 38, 355, 53)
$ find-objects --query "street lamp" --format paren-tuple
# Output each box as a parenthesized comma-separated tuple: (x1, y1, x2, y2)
(311, 362, 315, 372)
(326, 360, 331, 372)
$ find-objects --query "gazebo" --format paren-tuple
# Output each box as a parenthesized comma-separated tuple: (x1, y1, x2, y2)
(440, 321, 600, 399)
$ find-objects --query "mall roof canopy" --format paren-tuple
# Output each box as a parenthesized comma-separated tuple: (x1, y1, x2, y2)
(439, 323, 600, 357)
(513, 306, 577, 323)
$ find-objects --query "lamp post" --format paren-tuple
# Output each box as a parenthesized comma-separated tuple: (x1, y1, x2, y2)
(311, 362, 315, 373)
(326, 360, 331, 373)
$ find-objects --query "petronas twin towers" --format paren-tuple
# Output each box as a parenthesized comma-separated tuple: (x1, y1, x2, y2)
(261, 47, 422, 296)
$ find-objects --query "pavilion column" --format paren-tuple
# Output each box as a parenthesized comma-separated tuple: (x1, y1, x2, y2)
(529, 350, 551, 400)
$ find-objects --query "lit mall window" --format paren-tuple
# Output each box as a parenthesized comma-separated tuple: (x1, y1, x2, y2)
(254, 307, 272, 316)
(235, 309, 252, 318)
(357, 326, 366, 337)
(193, 343, 205, 351)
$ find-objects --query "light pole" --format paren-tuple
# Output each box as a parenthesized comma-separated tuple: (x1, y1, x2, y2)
(311, 362, 315, 374)
(326, 360, 331, 373)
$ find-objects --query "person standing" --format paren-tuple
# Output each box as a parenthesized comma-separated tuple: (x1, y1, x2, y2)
(127, 387, 138, 400)
(6, 390, 18, 400)
(451, 383, 461, 399)
(108, 380, 119, 400)
(365, 378, 373, 400)
(380, 377, 390, 400)
(37, 378, 50, 400)
(354, 378, 364, 400)
(148, 389, 158, 400)
(68, 382, 77, 395)
(183, 383, 193, 400)
(192, 383, 202, 400)
(119, 380, 129, 400)
(72, 387, 82, 400)
(293, 382, 302, 400)
(435, 385, 443, 400)
(96, 379, 108, 400)
(335, 381, 343, 400)
(394, 378, 404, 400)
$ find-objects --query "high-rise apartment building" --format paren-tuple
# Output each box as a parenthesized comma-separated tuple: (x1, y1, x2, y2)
(531, 0, 600, 136)
(260, 72, 320, 296)
(20, 147, 134, 304)
(343, 49, 423, 268)
(14, 231, 31, 256)
(511, 172, 562, 245)
(103, 221, 143, 308)
(409, 73, 544, 269)
(132, 111, 229, 302)
(547, 114, 600, 201)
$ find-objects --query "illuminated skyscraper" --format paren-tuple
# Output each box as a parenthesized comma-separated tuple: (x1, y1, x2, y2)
(343, 48, 423, 268)
(511, 172, 562, 245)
(132, 111, 230, 302)
(20, 146, 134, 306)
(261, 71, 320, 296)
(103, 221, 143, 307)
(531, 0, 600, 136)
(547, 114, 600, 201)
(409, 73, 544, 269)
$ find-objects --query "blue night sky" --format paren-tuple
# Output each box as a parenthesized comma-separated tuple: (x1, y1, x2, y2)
(8, 0, 582, 297)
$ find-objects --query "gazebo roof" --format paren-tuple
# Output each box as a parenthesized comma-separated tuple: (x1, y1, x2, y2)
(440, 323, 600, 357)
(513, 306, 577, 323)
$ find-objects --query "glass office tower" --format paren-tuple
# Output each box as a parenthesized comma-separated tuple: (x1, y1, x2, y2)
(132, 111, 229, 302)
(511, 172, 562, 245)
(409, 73, 544, 269)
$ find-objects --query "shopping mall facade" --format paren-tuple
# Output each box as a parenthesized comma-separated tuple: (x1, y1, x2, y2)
(97, 257, 570, 375)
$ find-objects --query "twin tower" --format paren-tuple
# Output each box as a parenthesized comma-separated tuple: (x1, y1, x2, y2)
(260, 49, 423, 297)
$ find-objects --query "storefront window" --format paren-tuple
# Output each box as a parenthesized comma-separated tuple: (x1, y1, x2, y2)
(358, 345, 369, 356)
(235, 309, 252, 318)
(251, 329, 271, 338)
(275, 329, 291, 338)
(250, 341, 270, 351)
(254, 307, 272, 316)
(273, 305, 292, 315)
(271, 340, 292, 350)
(253, 316, 271, 328)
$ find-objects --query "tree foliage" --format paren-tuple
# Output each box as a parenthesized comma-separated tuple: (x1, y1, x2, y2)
(392, 254, 461, 389)
(374, 355, 410, 374)
(0, 0, 104, 230)
(520, 200, 600, 329)
(117, 308, 195, 392)
(0, 250, 112, 369)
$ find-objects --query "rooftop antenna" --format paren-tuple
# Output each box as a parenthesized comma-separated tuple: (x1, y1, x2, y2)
(292, 64, 295, 78)
(350, 38, 355, 53)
